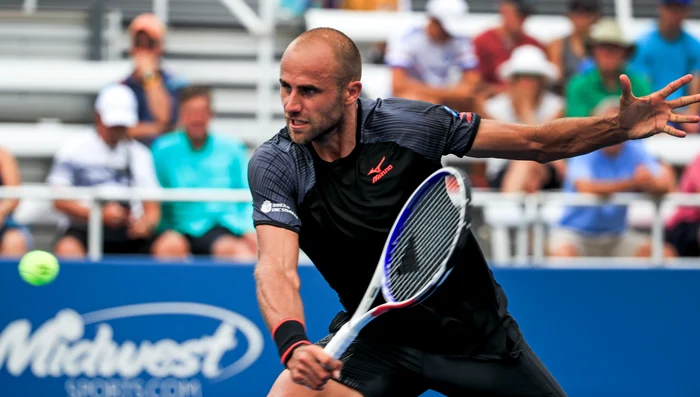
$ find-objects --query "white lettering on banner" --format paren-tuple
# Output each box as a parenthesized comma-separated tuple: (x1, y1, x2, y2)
(260, 200, 298, 219)
(65, 377, 202, 397)
(0, 302, 264, 382)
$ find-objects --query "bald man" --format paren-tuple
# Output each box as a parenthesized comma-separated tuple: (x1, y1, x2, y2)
(249, 27, 700, 397)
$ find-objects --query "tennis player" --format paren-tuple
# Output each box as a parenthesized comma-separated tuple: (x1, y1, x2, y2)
(248, 28, 699, 397)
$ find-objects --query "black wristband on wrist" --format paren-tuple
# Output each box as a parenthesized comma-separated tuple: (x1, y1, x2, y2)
(273, 319, 311, 366)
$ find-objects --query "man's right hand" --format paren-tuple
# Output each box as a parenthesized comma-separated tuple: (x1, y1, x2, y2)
(102, 202, 128, 229)
(286, 344, 343, 391)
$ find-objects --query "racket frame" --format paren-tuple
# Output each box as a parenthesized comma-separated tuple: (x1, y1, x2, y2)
(323, 167, 470, 360)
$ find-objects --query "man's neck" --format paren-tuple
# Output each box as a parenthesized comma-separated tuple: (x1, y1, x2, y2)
(311, 105, 358, 163)
(498, 26, 522, 46)
(600, 69, 622, 91)
(659, 23, 682, 41)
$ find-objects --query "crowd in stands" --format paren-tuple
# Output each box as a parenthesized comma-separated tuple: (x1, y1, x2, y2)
(1, 0, 699, 261)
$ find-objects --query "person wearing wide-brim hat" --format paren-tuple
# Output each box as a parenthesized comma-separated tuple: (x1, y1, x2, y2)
(566, 18, 651, 119)
(485, 45, 566, 192)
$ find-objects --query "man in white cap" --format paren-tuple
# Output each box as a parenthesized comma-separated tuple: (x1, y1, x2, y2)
(385, 0, 481, 112)
(48, 84, 171, 258)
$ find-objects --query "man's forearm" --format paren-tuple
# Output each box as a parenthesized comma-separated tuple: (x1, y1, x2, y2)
(128, 122, 170, 139)
(531, 116, 628, 163)
(470, 116, 628, 163)
(575, 179, 636, 195)
(254, 264, 305, 331)
(54, 200, 90, 222)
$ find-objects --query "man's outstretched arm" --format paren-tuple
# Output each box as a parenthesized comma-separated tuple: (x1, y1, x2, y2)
(254, 225, 342, 390)
(468, 74, 700, 163)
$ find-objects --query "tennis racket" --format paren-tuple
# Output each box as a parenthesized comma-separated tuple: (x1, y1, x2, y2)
(323, 166, 472, 360)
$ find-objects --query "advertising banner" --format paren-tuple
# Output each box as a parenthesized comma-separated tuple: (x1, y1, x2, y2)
(1, 259, 698, 397)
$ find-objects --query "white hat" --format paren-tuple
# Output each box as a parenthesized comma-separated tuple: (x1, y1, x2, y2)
(426, 0, 469, 37)
(497, 45, 560, 83)
(95, 84, 138, 128)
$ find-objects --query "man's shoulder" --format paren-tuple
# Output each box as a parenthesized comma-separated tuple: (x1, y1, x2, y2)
(128, 138, 156, 159)
(250, 128, 302, 165)
(567, 70, 595, 91)
(473, 27, 498, 44)
(209, 133, 247, 152)
(56, 132, 99, 159)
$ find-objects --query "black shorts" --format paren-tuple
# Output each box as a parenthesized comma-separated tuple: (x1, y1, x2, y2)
(315, 312, 567, 397)
(184, 226, 239, 255)
(665, 221, 700, 257)
(61, 226, 154, 255)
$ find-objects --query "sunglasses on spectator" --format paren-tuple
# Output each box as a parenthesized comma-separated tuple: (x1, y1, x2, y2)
(132, 31, 160, 50)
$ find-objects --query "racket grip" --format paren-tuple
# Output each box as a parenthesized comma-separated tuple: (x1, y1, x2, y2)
(323, 322, 358, 360)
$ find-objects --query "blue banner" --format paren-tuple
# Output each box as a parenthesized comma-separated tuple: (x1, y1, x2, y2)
(1, 259, 698, 397)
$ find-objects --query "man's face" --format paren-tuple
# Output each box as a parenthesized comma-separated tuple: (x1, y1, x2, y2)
(593, 44, 628, 73)
(180, 95, 212, 142)
(569, 9, 600, 34)
(130, 31, 162, 56)
(500, 2, 526, 35)
(658, 4, 689, 29)
(427, 17, 451, 43)
(279, 43, 347, 145)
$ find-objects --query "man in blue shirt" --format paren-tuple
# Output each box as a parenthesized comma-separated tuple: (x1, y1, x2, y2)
(630, 0, 700, 132)
(548, 104, 677, 257)
(150, 85, 256, 259)
(122, 13, 188, 146)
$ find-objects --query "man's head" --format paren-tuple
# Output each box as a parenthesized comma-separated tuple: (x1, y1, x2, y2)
(499, 0, 535, 36)
(178, 85, 213, 146)
(94, 84, 138, 147)
(425, 0, 469, 42)
(279, 28, 363, 145)
(129, 13, 166, 56)
(568, 0, 601, 35)
(658, 0, 691, 31)
(588, 18, 635, 74)
(498, 45, 559, 96)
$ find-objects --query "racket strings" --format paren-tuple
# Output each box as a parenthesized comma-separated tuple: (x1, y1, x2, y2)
(386, 177, 463, 302)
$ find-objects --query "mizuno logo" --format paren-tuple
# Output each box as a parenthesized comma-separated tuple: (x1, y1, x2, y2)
(367, 156, 393, 184)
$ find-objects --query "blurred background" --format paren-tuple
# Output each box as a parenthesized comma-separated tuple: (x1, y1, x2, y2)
(1, 0, 700, 396)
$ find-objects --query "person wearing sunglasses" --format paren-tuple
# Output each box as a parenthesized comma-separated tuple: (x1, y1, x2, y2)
(121, 13, 188, 146)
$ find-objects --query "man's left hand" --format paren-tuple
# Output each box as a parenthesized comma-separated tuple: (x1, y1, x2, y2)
(618, 74, 700, 140)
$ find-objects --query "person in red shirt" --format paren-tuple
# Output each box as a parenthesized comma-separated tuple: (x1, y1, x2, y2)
(665, 153, 700, 257)
(473, 0, 545, 95)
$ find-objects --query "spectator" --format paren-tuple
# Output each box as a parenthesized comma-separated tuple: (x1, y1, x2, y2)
(665, 153, 700, 257)
(547, 0, 602, 94)
(566, 18, 651, 118)
(548, 103, 676, 258)
(150, 86, 256, 260)
(473, 0, 544, 95)
(629, 0, 700, 133)
(48, 84, 169, 258)
(482, 45, 565, 192)
(385, 0, 481, 111)
(122, 13, 188, 146)
(0, 148, 31, 257)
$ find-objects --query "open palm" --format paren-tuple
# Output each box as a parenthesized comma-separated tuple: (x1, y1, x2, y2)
(618, 74, 700, 140)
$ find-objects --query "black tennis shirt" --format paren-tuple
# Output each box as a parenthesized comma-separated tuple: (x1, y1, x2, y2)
(249, 98, 521, 357)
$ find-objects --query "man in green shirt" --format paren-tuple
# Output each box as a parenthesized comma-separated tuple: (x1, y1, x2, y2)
(150, 85, 256, 259)
(567, 18, 652, 117)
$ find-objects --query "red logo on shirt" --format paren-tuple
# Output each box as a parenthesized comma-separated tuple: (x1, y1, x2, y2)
(367, 156, 393, 184)
(458, 112, 473, 123)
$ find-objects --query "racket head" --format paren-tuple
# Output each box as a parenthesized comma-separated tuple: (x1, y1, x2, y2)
(379, 167, 472, 306)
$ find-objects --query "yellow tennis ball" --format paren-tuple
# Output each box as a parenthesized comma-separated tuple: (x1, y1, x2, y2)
(18, 250, 60, 286)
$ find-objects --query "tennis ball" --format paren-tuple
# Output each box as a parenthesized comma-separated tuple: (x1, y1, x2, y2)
(18, 250, 60, 286)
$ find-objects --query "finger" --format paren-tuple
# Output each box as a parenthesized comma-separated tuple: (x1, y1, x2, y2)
(669, 113, 700, 124)
(662, 124, 687, 138)
(657, 74, 693, 99)
(619, 74, 633, 100)
(667, 93, 700, 109)
(299, 353, 332, 385)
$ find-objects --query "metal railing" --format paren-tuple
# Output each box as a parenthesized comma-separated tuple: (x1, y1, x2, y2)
(1, 186, 698, 266)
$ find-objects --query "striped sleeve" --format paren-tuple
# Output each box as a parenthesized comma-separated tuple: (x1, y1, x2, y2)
(248, 142, 302, 233)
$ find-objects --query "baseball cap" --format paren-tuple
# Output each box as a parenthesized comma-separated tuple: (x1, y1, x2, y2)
(426, 0, 469, 37)
(128, 13, 166, 41)
(95, 84, 138, 128)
